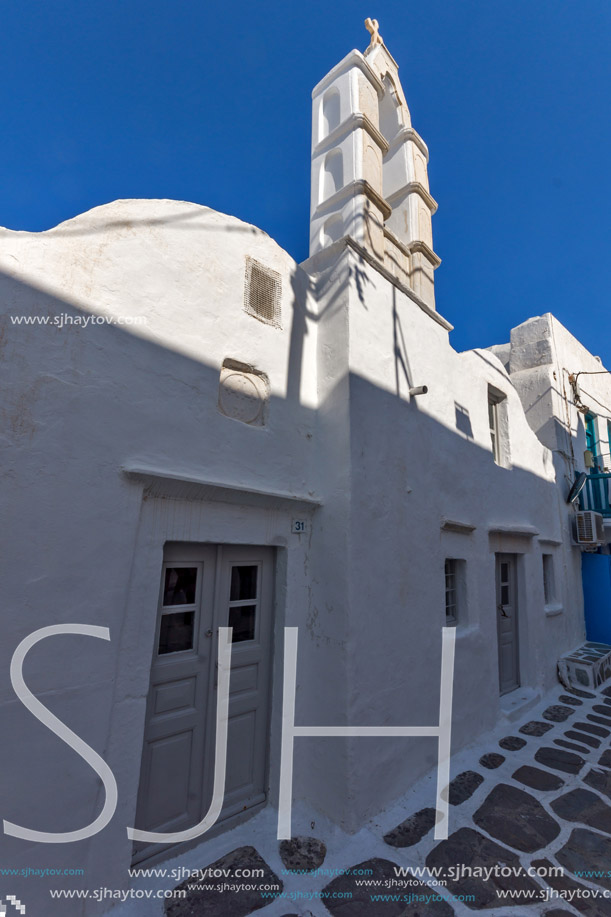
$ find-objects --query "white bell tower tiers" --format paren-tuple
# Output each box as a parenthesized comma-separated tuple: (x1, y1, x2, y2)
(309, 19, 441, 310)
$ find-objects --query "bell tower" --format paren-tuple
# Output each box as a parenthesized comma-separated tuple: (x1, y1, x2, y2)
(309, 20, 441, 309)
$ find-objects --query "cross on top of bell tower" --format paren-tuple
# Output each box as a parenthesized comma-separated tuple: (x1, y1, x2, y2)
(364, 17, 384, 48)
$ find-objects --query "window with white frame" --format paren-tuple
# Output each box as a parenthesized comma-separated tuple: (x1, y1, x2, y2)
(488, 386, 508, 466)
(445, 558, 466, 626)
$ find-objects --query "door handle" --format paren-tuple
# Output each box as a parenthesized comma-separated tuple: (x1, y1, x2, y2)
(497, 604, 509, 617)
(205, 629, 213, 637)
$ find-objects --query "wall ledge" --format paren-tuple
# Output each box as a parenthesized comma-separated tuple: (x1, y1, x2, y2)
(122, 464, 323, 511)
(441, 519, 476, 534)
(488, 524, 539, 537)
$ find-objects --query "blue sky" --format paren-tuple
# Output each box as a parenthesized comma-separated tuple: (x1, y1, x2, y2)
(1, 0, 609, 364)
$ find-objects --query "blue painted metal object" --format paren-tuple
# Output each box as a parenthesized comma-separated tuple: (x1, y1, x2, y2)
(579, 473, 611, 517)
(585, 413, 598, 462)
(582, 553, 611, 643)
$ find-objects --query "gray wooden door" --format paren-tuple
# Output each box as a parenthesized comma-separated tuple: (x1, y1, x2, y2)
(495, 553, 520, 695)
(133, 543, 274, 862)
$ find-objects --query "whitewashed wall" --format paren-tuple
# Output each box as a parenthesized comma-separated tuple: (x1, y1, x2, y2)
(0, 200, 339, 911)
(300, 245, 584, 827)
(0, 200, 591, 912)
(499, 313, 611, 477)
(490, 313, 611, 672)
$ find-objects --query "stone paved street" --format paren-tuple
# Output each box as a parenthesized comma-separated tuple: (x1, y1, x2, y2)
(159, 684, 611, 917)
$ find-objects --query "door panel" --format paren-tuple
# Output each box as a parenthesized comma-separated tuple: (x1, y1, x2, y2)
(203, 546, 274, 820)
(133, 544, 274, 863)
(495, 553, 519, 695)
(153, 677, 197, 715)
(226, 712, 257, 791)
(134, 550, 215, 856)
(145, 732, 193, 825)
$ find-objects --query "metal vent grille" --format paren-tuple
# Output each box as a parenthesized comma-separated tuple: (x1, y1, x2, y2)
(577, 513, 593, 543)
(576, 510, 606, 545)
(244, 257, 282, 327)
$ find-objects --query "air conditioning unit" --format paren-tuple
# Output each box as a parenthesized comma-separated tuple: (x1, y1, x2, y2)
(574, 511, 605, 546)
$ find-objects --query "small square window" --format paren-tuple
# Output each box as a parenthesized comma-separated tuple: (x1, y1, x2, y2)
(542, 554, 556, 606)
(445, 558, 466, 626)
(158, 611, 195, 654)
(230, 565, 258, 601)
(163, 567, 197, 606)
(228, 605, 256, 643)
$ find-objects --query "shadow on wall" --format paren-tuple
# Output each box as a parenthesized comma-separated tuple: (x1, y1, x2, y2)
(455, 403, 474, 439)
(286, 247, 377, 405)
(0, 265, 321, 488)
(289, 242, 416, 407)
(0, 263, 585, 894)
(338, 369, 582, 825)
(0, 265, 326, 914)
(0, 262, 580, 697)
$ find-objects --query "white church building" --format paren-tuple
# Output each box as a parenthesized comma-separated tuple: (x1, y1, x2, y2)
(1, 23, 609, 912)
